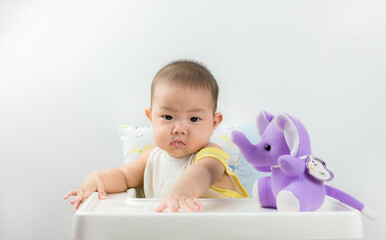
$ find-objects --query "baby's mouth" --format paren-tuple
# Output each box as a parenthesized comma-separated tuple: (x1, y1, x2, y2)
(171, 139, 185, 147)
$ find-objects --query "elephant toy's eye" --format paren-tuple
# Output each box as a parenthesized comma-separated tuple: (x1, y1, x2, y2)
(265, 145, 271, 151)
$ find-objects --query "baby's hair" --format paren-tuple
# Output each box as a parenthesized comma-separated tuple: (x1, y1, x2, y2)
(151, 60, 219, 112)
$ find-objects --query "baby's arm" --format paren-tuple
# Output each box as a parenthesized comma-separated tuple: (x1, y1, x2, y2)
(64, 146, 154, 212)
(154, 144, 225, 213)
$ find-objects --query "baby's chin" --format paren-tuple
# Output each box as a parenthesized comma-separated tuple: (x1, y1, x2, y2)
(168, 150, 193, 158)
(163, 146, 198, 158)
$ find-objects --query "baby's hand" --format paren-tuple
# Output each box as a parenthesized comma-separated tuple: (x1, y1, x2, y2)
(154, 184, 203, 213)
(154, 196, 203, 213)
(63, 171, 107, 212)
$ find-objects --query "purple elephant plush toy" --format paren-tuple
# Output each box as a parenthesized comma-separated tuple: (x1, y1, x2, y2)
(231, 111, 377, 219)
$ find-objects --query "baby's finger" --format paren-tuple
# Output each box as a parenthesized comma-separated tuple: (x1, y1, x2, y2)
(83, 190, 93, 201)
(193, 198, 203, 212)
(179, 199, 194, 213)
(154, 201, 168, 212)
(63, 190, 77, 199)
(96, 178, 106, 200)
(186, 199, 198, 212)
(167, 199, 179, 212)
(71, 191, 85, 212)
(70, 190, 84, 205)
(72, 199, 83, 213)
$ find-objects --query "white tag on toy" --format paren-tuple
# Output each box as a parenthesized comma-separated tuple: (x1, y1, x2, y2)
(305, 155, 334, 182)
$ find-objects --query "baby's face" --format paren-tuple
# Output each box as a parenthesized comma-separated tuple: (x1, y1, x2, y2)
(146, 83, 221, 158)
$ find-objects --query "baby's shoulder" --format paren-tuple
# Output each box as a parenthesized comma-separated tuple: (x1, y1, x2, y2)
(201, 142, 223, 151)
(139, 146, 158, 164)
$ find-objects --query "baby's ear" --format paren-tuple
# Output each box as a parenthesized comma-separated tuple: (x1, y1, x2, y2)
(213, 112, 223, 130)
(145, 108, 152, 121)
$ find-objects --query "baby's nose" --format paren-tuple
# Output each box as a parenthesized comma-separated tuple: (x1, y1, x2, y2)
(172, 121, 187, 135)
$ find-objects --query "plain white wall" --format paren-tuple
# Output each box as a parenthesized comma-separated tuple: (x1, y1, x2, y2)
(1, 0, 385, 239)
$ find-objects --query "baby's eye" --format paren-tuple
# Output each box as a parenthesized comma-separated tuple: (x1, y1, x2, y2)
(162, 115, 173, 120)
(190, 117, 200, 122)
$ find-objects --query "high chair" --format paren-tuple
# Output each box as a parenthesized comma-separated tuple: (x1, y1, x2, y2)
(72, 189, 363, 240)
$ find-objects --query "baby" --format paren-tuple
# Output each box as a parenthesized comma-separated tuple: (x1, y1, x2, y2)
(64, 60, 248, 213)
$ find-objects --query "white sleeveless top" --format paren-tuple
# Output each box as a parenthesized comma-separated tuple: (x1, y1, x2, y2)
(143, 147, 196, 198)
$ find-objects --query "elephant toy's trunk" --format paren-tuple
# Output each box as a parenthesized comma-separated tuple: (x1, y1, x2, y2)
(231, 130, 256, 163)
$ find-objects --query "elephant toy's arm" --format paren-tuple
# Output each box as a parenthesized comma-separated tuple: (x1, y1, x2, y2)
(278, 155, 305, 177)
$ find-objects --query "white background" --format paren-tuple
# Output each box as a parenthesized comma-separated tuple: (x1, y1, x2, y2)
(1, 1, 385, 239)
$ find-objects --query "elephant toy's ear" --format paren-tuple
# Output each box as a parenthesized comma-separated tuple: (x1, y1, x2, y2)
(257, 110, 275, 137)
(275, 113, 300, 156)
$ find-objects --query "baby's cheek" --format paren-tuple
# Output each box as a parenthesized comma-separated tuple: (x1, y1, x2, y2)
(194, 134, 212, 148)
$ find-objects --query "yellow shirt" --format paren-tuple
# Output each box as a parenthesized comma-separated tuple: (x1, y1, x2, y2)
(194, 147, 249, 199)
(143, 147, 248, 199)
